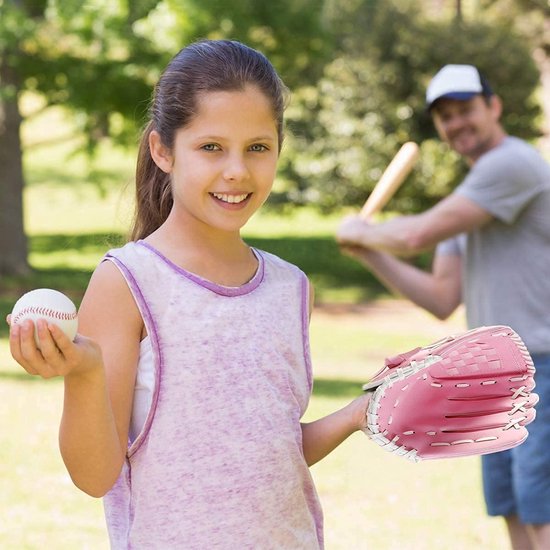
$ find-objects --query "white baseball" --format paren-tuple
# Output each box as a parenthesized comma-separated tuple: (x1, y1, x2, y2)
(11, 288, 78, 348)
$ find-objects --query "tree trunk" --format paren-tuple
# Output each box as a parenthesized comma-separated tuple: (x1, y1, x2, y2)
(0, 55, 30, 277)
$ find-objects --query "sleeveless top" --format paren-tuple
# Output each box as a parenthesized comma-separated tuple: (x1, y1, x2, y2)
(102, 241, 324, 549)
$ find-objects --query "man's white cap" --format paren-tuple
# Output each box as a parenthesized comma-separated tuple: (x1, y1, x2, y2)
(426, 64, 493, 109)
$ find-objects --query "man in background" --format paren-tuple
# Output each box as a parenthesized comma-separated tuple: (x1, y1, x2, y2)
(337, 64, 550, 550)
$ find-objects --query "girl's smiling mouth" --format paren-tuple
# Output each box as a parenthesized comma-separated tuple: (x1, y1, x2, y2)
(210, 192, 251, 204)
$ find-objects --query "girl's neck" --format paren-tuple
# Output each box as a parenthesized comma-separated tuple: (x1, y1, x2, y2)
(144, 220, 257, 287)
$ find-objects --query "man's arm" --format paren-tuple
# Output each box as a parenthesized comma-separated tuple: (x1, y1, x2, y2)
(336, 191, 487, 319)
(342, 247, 462, 319)
(337, 193, 493, 256)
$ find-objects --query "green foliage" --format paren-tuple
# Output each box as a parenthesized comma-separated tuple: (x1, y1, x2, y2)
(1, 0, 546, 228)
(1, 0, 166, 152)
(282, 0, 542, 213)
(154, 0, 334, 89)
(1, 0, 333, 155)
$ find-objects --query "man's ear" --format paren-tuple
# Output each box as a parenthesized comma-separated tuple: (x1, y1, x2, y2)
(149, 130, 173, 173)
(489, 95, 503, 120)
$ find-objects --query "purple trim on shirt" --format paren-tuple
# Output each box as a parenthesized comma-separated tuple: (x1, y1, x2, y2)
(301, 274, 313, 392)
(104, 253, 163, 458)
(137, 240, 265, 297)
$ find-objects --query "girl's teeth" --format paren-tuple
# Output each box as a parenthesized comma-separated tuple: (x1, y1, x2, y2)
(212, 193, 249, 204)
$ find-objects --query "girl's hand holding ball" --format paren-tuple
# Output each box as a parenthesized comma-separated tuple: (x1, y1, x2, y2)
(7, 288, 101, 380)
(9, 288, 78, 347)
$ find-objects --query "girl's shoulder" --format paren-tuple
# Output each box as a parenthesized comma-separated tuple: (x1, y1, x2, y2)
(104, 240, 146, 262)
(103, 241, 166, 278)
(79, 254, 144, 341)
(254, 247, 304, 276)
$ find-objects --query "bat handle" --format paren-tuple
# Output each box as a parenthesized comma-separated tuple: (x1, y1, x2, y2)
(359, 142, 420, 220)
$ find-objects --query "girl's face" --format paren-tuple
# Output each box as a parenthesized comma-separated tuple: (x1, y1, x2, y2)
(151, 85, 279, 235)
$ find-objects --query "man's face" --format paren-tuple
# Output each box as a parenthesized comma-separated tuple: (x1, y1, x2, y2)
(431, 95, 503, 163)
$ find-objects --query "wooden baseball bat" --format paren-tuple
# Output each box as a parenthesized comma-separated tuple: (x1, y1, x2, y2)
(359, 141, 420, 220)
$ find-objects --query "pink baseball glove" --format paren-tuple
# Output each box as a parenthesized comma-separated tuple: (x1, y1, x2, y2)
(363, 325, 538, 462)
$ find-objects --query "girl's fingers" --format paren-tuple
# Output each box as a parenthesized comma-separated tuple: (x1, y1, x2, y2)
(36, 320, 66, 365)
(46, 323, 76, 356)
(9, 321, 41, 375)
(10, 319, 93, 380)
(43, 324, 82, 372)
(38, 324, 95, 378)
(11, 320, 59, 378)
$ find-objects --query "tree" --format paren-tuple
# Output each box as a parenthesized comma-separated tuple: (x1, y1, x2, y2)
(478, 0, 550, 153)
(0, 2, 35, 276)
(0, 0, 332, 276)
(0, 0, 164, 276)
(282, 0, 542, 213)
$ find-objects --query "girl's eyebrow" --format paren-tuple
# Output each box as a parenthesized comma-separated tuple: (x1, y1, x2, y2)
(196, 134, 277, 142)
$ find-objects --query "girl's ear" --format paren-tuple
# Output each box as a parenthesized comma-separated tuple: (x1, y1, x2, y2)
(149, 130, 173, 173)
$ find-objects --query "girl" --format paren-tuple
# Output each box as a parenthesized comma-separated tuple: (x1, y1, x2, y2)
(10, 40, 370, 549)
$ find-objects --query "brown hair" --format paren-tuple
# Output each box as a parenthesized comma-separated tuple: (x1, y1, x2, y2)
(130, 39, 289, 241)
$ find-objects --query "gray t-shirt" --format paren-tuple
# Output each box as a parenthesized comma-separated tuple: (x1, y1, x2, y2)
(437, 136, 550, 352)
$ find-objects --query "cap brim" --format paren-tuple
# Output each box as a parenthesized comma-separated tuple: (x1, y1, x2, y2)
(427, 91, 478, 110)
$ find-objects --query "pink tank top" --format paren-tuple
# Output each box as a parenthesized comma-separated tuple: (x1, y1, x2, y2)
(102, 241, 324, 549)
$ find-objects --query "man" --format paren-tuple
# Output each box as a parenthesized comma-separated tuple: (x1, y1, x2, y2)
(337, 64, 550, 550)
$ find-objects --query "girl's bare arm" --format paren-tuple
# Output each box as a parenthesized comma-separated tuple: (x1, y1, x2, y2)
(301, 394, 370, 466)
(10, 261, 142, 497)
(59, 261, 143, 496)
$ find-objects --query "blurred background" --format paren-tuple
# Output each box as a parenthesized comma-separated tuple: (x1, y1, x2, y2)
(1, 0, 549, 548)
(2, 0, 549, 282)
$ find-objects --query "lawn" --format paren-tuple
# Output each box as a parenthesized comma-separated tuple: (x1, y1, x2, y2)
(0, 104, 509, 548)
(0, 298, 508, 549)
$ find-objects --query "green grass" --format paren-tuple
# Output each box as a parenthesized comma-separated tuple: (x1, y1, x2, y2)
(0, 103, 509, 549)
(0, 306, 507, 550)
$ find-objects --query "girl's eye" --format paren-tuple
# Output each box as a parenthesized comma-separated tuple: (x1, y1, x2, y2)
(202, 143, 220, 152)
(249, 144, 268, 152)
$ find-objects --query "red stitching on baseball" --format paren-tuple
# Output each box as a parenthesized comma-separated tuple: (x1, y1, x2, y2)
(12, 306, 77, 325)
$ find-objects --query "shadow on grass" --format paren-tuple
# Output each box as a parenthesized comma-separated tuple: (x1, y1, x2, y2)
(27, 165, 132, 192)
(246, 236, 387, 300)
(2, 232, 387, 295)
(0, 232, 395, 339)
(30, 232, 126, 257)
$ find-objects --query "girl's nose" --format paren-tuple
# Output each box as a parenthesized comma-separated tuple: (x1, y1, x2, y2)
(223, 154, 249, 182)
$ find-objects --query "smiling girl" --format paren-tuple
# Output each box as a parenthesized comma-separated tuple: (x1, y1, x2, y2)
(9, 40, 370, 549)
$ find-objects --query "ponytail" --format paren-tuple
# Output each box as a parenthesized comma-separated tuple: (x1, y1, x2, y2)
(129, 122, 173, 241)
(129, 40, 287, 242)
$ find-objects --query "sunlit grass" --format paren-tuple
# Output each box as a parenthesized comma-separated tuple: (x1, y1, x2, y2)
(0, 376, 108, 549)
(1, 303, 507, 550)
